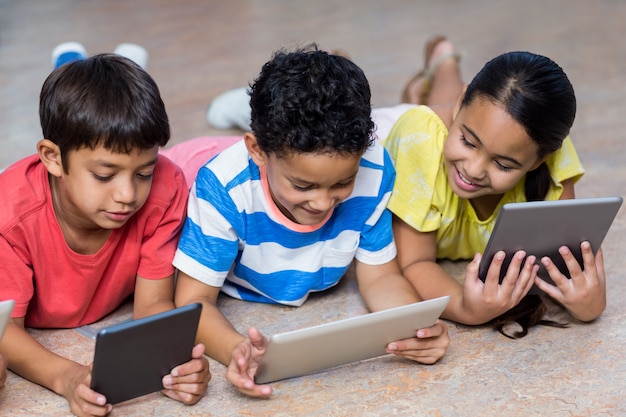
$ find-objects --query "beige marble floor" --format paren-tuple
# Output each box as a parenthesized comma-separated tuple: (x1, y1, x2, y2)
(1, 1, 625, 416)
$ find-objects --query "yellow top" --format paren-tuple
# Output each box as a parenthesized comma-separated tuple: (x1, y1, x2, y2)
(383, 105, 585, 260)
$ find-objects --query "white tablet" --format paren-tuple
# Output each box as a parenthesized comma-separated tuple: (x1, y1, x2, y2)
(0, 299, 15, 341)
(478, 196, 623, 285)
(90, 303, 202, 404)
(254, 295, 450, 384)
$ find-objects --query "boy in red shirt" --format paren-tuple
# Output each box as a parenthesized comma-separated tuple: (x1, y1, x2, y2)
(0, 54, 209, 415)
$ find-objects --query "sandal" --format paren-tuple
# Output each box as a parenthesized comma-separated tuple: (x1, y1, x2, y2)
(401, 35, 463, 104)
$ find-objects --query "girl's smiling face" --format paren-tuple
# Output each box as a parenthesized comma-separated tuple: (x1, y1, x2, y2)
(444, 97, 545, 215)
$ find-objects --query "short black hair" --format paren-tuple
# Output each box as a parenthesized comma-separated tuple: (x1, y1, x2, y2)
(249, 44, 374, 158)
(39, 53, 170, 171)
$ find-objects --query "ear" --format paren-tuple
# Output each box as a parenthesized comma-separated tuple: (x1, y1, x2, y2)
(37, 139, 64, 177)
(530, 155, 550, 171)
(244, 132, 267, 167)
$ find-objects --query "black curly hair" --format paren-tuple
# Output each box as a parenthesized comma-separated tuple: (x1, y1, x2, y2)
(249, 44, 375, 158)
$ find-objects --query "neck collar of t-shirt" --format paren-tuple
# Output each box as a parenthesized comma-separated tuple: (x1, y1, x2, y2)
(259, 165, 333, 233)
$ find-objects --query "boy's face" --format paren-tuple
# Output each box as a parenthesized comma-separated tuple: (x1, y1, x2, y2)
(260, 149, 361, 226)
(50, 144, 159, 231)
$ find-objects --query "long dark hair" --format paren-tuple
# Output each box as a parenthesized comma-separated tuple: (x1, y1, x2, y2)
(489, 295, 568, 339)
(463, 52, 577, 337)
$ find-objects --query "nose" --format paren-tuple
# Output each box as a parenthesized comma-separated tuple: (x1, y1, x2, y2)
(309, 189, 337, 212)
(464, 156, 488, 182)
(113, 178, 137, 205)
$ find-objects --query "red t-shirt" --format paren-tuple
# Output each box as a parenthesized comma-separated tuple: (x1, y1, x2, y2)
(0, 154, 188, 328)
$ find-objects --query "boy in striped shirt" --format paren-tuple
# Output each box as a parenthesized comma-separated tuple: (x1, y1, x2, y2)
(173, 45, 450, 397)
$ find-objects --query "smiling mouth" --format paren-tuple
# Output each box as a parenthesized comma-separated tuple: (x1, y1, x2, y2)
(458, 170, 477, 186)
(302, 207, 324, 216)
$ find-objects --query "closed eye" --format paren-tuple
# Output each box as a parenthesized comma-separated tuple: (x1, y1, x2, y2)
(460, 134, 475, 149)
(293, 183, 313, 191)
(93, 173, 113, 182)
(495, 161, 513, 172)
(137, 172, 154, 180)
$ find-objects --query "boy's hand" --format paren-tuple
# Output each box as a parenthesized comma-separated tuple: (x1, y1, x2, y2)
(534, 242, 606, 322)
(162, 343, 211, 404)
(461, 251, 537, 324)
(61, 364, 112, 417)
(225, 327, 272, 397)
(385, 320, 450, 363)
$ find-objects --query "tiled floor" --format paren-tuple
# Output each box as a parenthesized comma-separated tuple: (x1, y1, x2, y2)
(1, 1, 626, 416)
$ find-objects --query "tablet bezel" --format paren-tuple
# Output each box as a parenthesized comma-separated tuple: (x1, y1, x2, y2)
(90, 303, 202, 404)
(478, 196, 623, 285)
(254, 295, 450, 384)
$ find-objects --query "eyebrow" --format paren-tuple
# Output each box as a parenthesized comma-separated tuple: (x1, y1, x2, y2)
(93, 157, 159, 169)
(462, 124, 524, 168)
(290, 170, 358, 185)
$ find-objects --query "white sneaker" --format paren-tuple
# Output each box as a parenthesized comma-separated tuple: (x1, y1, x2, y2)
(206, 87, 251, 131)
(114, 43, 149, 70)
(51, 41, 87, 69)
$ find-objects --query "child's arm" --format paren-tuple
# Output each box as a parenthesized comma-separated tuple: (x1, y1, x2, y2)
(354, 258, 450, 364)
(1, 318, 111, 416)
(133, 275, 177, 319)
(134, 275, 210, 404)
(393, 215, 537, 325)
(174, 271, 273, 397)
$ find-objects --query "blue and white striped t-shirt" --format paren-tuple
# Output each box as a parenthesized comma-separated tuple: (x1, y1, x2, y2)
(173, 140, 397, 306)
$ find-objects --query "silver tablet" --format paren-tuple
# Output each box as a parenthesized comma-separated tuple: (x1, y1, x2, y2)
(254, 295, 450, 384)
(0, 299, 15, 341)
(90, 303, 202, 404)
(478, 196, 623, 285)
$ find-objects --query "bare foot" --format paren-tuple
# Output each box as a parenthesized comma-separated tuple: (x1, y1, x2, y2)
(401, 37, 460, 105)
(426, 39, 457, 74)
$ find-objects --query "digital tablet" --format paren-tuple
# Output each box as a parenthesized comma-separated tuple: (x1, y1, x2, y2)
(90, 303, 202, 404)
(478, 196, 623, 286)
(254, 295, 450, 384)
(0, 299, 15, 341)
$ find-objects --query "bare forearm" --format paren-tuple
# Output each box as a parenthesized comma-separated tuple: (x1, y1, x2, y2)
(179, 298, 244, 366)
(401, 260, 491, 324)
(1, 322, 86, 396)
(361, 273, 421, 312)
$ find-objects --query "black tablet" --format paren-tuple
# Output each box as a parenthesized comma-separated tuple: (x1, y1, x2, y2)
(478, 196, 623, 286)
(90, 303, 202, 404)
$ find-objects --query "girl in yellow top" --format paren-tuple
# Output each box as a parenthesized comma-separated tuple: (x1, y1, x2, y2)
(384, 38, 604, 338)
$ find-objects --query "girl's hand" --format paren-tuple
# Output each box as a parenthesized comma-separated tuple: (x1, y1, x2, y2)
(462, 251, 537, 323)
(534, 242, 606, 322)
